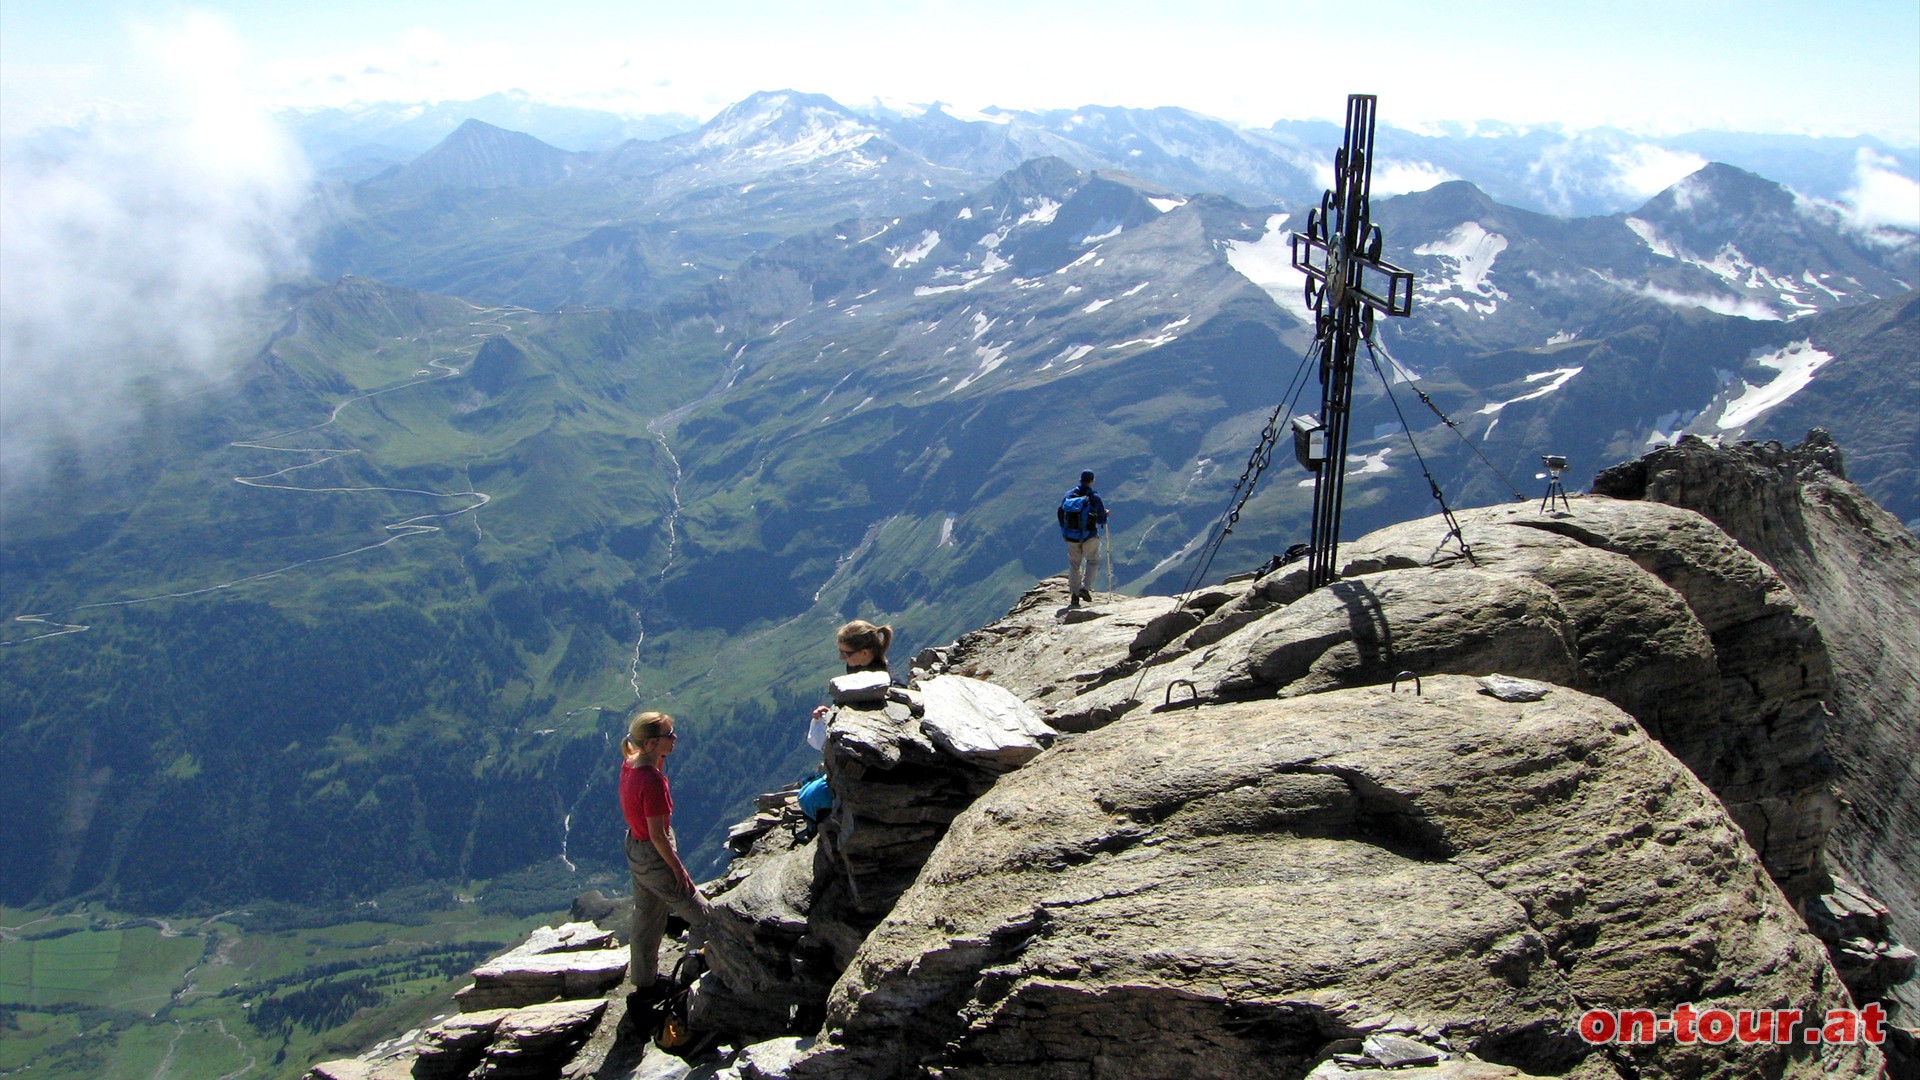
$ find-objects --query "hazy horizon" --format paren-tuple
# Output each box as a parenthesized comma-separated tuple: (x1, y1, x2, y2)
(4, 1, 1918, 144)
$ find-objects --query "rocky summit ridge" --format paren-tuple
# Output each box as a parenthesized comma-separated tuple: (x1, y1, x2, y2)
(309, 434, 1915, 1080)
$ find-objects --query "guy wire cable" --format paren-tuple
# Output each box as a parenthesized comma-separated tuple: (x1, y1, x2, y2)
(1127, 334, 1322, 703)
(1176, 335, 1321, 598)
(1363, 334, 1476, 563)
(1368, 334, 1527, 502)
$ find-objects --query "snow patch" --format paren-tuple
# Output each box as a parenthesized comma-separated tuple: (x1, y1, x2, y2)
(1478, 367, 1584, 415)
(1056, 250, 1100, 274)
(1147, 196, 1187, 213)
(1644, 406, 1697, 447)
(1106, 315, 1190, 352)
(1018, 199, 1061, 226)
(1415, 222, 1509, 313)
(1625, 217, 1681, 259)
(915, 277, 989, 296)
(1296, 447, 1394, 487)
(1716, 340, 1833, 430)
(1225, 213, 1310, 323)
(1040, 343, 1095, 371)
(950, 341, 1010, 394)
(890, 231, 941, 268)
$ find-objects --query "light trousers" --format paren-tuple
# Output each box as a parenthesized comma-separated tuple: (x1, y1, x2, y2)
(625, 830, 710, 985)
(1066, 536, 1100, 595)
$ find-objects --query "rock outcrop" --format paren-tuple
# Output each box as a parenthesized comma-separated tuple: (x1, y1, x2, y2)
(453, 923, 627, 1011)
(787, 678, 1874, 1079)
(953, 499, 1841, 910)
(694, 674, 1059, 1040)
(304, 922, 632, 1080)
(1595, 430, 1920, 1015)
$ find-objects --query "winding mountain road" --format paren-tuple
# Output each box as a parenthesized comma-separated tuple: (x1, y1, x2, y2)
(2, 305, 524, 647)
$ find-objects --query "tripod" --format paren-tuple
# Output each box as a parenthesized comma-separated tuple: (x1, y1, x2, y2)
(1540, 464, 1571, 513)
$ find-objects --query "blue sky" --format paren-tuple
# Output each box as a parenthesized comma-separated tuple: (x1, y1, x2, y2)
(3, 0, 1917, 141)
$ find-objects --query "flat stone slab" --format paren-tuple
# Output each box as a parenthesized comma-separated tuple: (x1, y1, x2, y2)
(1476, 674, 1551, 702)
(515, 921, 617, 954)
(1363, 1033, 1444, 1067)
(455, 948, 628, 1012)
(302, 1062, 413, 1080)
(917, 675, 1056, 769)
(830, 670, 892, 704)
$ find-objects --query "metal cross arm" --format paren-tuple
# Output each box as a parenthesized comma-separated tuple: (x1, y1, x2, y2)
(1290, 226, 1414, 322)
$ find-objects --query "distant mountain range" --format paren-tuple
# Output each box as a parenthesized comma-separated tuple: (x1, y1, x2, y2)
(287, 89, 1920, 219)
(4, 88, 1914, 928)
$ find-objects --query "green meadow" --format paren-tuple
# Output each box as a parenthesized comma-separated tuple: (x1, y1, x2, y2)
(0, 891, 576, 1080)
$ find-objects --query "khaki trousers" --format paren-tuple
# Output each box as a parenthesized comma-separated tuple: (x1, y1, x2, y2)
(625, 830, 710, 986)
(1066, 536, 1100, 595)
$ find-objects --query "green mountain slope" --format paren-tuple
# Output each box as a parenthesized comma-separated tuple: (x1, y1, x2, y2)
(0, 277, 738, 909)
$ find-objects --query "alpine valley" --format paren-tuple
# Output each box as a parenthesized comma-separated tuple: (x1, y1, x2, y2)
(1, 89, 1914, 1077)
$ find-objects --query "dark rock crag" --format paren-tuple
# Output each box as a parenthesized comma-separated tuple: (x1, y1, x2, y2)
(1595, 430, 1920, 1017)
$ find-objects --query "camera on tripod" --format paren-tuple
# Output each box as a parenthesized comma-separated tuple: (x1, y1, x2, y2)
(1539, 454, 1571, 513)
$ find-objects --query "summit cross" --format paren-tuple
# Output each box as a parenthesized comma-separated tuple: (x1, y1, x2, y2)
(1290, 94, 1416, 591)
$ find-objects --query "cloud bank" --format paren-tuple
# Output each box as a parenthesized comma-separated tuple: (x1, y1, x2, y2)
(1843, 148, 1920, 232)
(1, 13, 312, 490)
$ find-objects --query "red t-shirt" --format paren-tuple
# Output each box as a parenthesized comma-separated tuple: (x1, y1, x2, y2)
(620, 761, 672, 841)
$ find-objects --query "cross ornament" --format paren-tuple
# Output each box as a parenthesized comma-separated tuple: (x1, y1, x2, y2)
(1289, 94, 1416, 591)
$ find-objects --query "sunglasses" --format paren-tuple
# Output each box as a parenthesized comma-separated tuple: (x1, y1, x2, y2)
(652, 730, 679, 741)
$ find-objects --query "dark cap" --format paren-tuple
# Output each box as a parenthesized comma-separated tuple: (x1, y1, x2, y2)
(1080, 470, 1095, 484)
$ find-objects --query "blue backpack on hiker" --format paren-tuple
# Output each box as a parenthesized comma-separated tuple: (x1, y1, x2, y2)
(1059, 490, 1100, 542)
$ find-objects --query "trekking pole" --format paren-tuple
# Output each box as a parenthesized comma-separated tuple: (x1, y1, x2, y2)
(1102, 522, 1113, 592)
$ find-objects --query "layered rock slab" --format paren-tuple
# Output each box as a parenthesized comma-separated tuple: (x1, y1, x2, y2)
(454, 921, 626, 1011)
(791, 678, 1875, 1079)
(965, 499, 1838, 907)
(698, 676, 1060, 1040)
(1596, 431, 1920, 1015)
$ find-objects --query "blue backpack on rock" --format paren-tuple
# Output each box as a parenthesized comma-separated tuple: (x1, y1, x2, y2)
(797, 775, 834, 821)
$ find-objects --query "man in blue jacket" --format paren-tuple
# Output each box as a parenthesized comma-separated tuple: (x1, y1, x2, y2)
(1057, 470, 1109, 606)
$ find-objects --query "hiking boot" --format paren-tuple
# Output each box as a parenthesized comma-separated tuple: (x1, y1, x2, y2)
(1076, 589, 1093, 602)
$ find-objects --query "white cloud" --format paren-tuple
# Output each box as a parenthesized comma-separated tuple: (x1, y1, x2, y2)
(1841, 148, 1920, 231)
(1607, 144, 1709, 203)
(1601, 276, 1784, 321)
(1373, 161, 1458, 196)
(1526, 135, 1708, 213)
(1, 12, 312, 489)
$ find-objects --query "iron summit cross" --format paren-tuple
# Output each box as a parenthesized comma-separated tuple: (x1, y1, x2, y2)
(1290, 94, 1415, 591)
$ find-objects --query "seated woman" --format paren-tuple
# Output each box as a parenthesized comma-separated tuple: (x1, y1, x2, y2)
(619, 708, 710, 993)
(799, 620, 894, 825)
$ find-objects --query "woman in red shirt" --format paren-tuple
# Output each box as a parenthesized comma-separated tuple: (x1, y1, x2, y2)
(620, 709, 709, 990)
